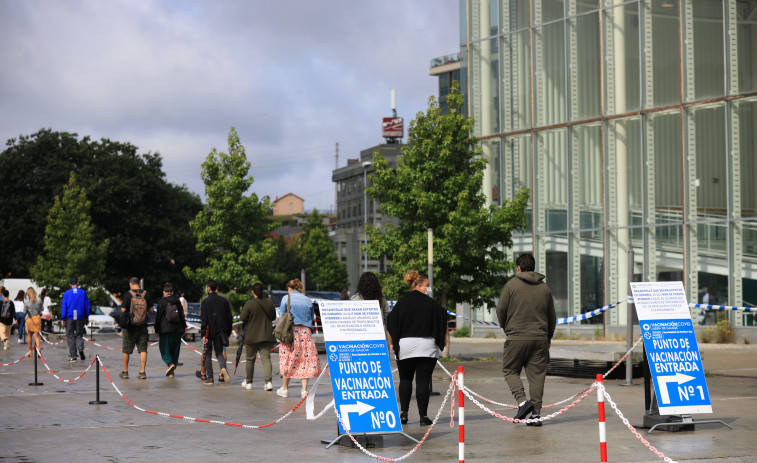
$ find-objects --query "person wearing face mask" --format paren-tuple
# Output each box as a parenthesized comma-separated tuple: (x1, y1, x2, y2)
(386, 270, 449, 427)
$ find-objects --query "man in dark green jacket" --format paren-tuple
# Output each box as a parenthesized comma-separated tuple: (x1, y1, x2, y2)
(240, 282, 276, 391)
(496, 254, 556, 427)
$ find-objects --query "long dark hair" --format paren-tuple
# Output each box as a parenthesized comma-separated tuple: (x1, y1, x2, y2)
(355, 272, 385, 304)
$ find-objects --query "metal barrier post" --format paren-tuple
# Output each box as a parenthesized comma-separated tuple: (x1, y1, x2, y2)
(29, 348, 43, 386)
(458, 366, 464, 463)
(596, 374, 607, 463)
(89, 355, 108, 405)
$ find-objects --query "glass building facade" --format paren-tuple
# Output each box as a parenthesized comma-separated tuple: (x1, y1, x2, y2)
(460, 0, 757, 327)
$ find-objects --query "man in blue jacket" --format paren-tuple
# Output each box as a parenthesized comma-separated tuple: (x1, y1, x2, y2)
(61, 277, 91, 362)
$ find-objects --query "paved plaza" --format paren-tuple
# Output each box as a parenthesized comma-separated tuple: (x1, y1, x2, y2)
(1, 334, 756, 462)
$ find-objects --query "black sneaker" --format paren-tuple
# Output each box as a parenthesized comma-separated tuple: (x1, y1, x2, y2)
(419, 416, 433, 426)
(79, 350, 85, 360)
(514, 401, 534, 420)
(526, 414, 542, 427)
(137, 371, 147, 380)
(69, 357, 77, 363)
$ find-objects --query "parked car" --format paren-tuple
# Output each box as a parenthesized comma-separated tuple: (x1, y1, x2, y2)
(88, 306, 117, 332)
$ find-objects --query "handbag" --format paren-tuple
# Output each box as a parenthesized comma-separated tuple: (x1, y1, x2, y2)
(273, 293, 294, 345)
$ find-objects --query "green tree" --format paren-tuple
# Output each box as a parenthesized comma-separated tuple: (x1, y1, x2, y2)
(366, 82, 530, 308)
(300, 210, 348, 291)
(0, 129, 205, 300)
(183, 127, 277, 311)
(30, 173, 110, 304)
(268, 235, 303, 289)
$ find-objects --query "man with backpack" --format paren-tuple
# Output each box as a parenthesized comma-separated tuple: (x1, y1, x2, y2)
(199, 279, 232, 386)
(119, 277, 153, 379)
(61, 277, 91, 362)
(155, 282, 187, 377)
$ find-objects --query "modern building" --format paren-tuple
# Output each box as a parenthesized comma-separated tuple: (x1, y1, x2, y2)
(446, 0, 757, 331)
(331, 144, 402, 292)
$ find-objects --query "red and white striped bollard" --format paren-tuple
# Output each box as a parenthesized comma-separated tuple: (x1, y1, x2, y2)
(596, 373, 607, 462)
(458, 365, 465, 463)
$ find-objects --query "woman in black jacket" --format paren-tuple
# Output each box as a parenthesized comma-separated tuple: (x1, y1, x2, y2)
(155, 283, 187, 376)
(386, 270, 449, 426)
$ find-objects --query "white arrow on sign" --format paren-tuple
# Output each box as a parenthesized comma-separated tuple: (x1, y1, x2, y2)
(338, 401, 375, 431)
(656, 372, 696, 404)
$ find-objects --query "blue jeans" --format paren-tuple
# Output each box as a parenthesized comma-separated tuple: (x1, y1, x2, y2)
(16, 314, 25, 341)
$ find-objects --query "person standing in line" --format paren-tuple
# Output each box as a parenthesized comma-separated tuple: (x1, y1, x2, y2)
(351, 272, 390, 327)
(154, 283, 186, 377)
(496, 253, 556, 427)
(61, 278, 90, 362)
(40, 288, 53, 333)
(240, 282, 276, 391)
(0, 289, 14, 350)
(386, 270, 448, 426)
(23, 287, 43, 355)
(14, 290, 25, 344)
(177, 289, 187, 317)
(276, 278, 321, 398)
(119, 277, 153, 379)
(199, 279, 232, 386)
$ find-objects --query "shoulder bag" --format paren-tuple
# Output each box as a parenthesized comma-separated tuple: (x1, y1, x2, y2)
(273, 293, 294, 345)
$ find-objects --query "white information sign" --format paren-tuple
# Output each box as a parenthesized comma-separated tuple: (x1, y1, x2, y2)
(318, 300, 402, 434)
(631, 281, 712, 415)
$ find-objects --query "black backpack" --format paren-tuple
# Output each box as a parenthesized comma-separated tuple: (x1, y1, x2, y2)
(165, 299, 181, 323)
(0, 300, 13, 319)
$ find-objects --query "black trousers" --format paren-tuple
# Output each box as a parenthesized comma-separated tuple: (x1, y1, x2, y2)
(396, 356, 437, 417)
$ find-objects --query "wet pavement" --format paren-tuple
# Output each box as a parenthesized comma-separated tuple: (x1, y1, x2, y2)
(1, 334, 756, 462)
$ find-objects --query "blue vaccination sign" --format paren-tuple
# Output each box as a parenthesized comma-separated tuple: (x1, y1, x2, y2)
(631, 281, 712, 415)
(319, 300, 402, 434)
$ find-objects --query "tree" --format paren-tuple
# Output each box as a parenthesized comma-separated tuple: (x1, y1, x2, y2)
(0, 129, 205, 301)
(268, 235, 303, 289)
(299, 210, 348, 291)
(366, 82, 530, 308)
(30, 173, 109, 304)
(183, 127, 277, 311)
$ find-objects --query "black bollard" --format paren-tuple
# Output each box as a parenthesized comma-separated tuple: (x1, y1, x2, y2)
(29, 348, 43, 386)
(89, 355, 108, 405)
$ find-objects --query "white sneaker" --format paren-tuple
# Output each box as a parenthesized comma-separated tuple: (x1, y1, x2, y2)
(301, 390, 308, 398)
(276, 387, 288, 397)
(245, 382, 253, 390)
(263, 381, 273, 391)
(241, 380, 250, 388)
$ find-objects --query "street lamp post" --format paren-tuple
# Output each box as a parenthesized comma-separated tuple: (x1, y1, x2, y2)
(362, 161, 372, 272)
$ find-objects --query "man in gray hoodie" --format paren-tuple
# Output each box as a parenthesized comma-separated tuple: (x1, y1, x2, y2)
(496, 254, 556, 427)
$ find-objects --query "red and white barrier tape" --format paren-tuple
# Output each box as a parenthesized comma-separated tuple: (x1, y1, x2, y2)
(601, 385, 677, 463)
(333, 372, 458, 462)
(97, 356, 308, 429)
(40, 332, 66, 346)
(0, 352, 29, 366)
(36, 348, 98, 382)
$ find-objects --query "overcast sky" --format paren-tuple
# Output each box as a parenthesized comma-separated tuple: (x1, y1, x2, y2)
(0, 1, 460, 212)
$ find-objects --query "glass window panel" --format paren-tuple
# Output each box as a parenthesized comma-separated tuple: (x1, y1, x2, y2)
(481, 138, 501, 205)
(745, 220, 757, 259)
(606, 117, 642, 227)
(536, 129, 567, 233)
(737, 1, 757, 93)
(505, 133, 532, 200)
(603, 3, 640, 115)
(683, 0, 725, 102)
(570, 12, 601, 120)
(469, 38, 500, 136)
(650, 111, 683, 221)
(573, 124, 603, 219)
(533, 21, 566, 127)
(533, 0, 564, 25)
(737, 99, 757, 218)
(579, 246, 604, 324)
(546, 250, 569, 318)
(655, 224, 684, 268)
(575, 0, 598, 15)
(500, 0, 529, 32)
(501, 30, 531, 131)
(691, 105, 727, 220)
(649, 3, 680, 108)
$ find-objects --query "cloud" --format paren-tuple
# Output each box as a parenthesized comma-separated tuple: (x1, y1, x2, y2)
(0, 0, 459, 212)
